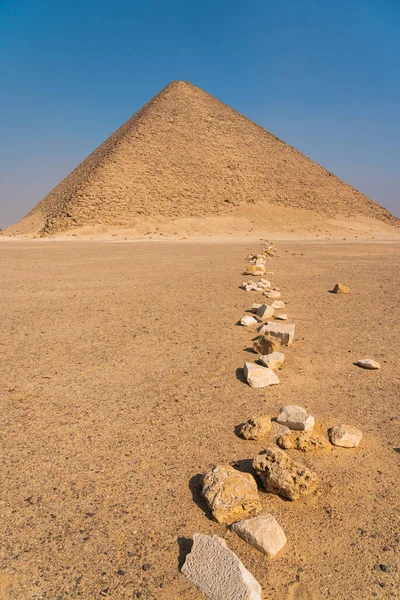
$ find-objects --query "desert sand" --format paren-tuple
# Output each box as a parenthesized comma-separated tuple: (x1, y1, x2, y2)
(1, 238, 399, 599)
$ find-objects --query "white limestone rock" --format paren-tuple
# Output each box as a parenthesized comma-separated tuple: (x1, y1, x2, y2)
(272, 300, 285, 309)
(244, 362, 280, 388)
(260, 352, 285, 370)
(231, 513, 287, 557)
(255, 258, 266, 267)
(263, 290, 281, 299)
(240, 315, 258, 327)
(256, 304, 274, 320)
(275, 314, 288, 321)
(329, 425, 362, 448)
(356, 358, 381, 370)
(276, 405, 314, 432)
(259, 322, 295, 346)
(182, 534, 262, 600)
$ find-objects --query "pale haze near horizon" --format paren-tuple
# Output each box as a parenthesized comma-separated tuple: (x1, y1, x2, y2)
(1, 0, 399, 229)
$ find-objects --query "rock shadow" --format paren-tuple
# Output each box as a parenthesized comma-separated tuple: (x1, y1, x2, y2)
(235, 367, 247, 384)
(234, 423, 245, 438)
(177, 537, 193, 570)
(188, 473, 210, 519)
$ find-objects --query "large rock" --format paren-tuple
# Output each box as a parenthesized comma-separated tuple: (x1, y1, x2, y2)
(356, 358, 381, 370)
(256, 304, 274, 320)
(202, 465, 261, 524)
(329, 425, 362, 448)
(231, 513, 287, 557)
(332, 283, 350, 294)
(240, 415, 272, 440)
(259, 322, 295, 346)
(277, 431, 329, 452)
(253, 447, 319, 500)
(244, 363, 280, 388)
(259, 352, 285, 370)
(182, 534, 262, 600)
(252, 334, 281, 355)
(240, 315, 258, 327)
(276, 406, 314, 432)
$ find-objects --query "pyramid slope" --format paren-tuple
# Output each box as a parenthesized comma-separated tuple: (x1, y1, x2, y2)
(4, 80, 398, 236)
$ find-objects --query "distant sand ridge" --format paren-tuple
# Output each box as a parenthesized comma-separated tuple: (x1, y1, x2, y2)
(3, 80, 398, 237)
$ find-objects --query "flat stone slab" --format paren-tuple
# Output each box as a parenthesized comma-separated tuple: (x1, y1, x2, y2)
(259, 322, 295, 346)
(276, 405, 314, 431)
(182, 534, 262, 600)
(202, 465, 261, 524)
(356, 358, 381, 370)
(263, 290, 281, 299)
(232, 513, 287, 557)
(272, 300, 285, 309)
(260, 352, 285, 370)
(244, 362, 280, 388)
(275, 313, 287, 320)
(329, 425, 362, 448)
(253, 447, 319, 500)
(240, 315, 258, 326)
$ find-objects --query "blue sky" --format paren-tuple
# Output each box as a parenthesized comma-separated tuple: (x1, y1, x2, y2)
(0, 0, 399, 228)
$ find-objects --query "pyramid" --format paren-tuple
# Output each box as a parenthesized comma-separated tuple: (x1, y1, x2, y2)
(4, 80, 397, 236)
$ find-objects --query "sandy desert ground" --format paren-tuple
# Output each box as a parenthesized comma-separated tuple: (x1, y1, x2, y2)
(0, 239, 399, 600)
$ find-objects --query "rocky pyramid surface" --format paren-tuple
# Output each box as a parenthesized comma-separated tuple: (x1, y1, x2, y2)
(4, 80, 397, 236)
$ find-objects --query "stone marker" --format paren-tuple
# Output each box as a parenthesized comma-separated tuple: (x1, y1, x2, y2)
(240, 315, 258, 327)
(277, 431, 329, 452)
(272, 300, 285, 309)
(329, 425, 362, 448)
(259, 322, 295, 346)
(275, 313, 288, 321)
(332, 283, 350, 294)
(259, 352, 285, 370)
(259, 278, 272, 287)
(245, 284, 258, 292)
(263, 290, 281, 299)
(240, 415, 272, 440)
(231, 513, 287, 557)
(356, 358, 381, 370)
(256, 304, 274, 320)
(251, 303, 262, 313)
(182, 534, 262, 600)
(202, 465, 261, 524)
(246, 265, 259, 275)
(276, 405, 314, 431)
(253, 447, 319, 500)
(252, 334, 281, 355)
(244, 363, 280, 388)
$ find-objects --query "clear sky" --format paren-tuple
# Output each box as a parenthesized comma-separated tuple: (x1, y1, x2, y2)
(1, 0, 399, 228)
